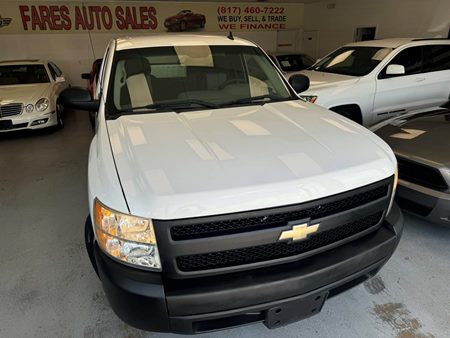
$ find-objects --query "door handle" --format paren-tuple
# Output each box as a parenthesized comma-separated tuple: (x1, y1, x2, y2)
(415, 78, 426, 82)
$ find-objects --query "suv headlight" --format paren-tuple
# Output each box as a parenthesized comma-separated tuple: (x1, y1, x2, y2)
(94, 199, 161, 270)
(35, 98, 49, 112)
(300, 95, 318, 103)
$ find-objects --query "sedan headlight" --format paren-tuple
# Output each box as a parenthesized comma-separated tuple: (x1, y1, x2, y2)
(300, 95, 318, 103)
(25, 104, 34, 113)
(35, 98, 49, 112)
(94, 199, 161, 270)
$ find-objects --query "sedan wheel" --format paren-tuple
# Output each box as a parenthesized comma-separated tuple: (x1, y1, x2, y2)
(180, 21, 187, 31)
(56, 103, 64, 129)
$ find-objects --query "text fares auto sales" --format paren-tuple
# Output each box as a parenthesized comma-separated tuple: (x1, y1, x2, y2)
(19, 5, 158, 31)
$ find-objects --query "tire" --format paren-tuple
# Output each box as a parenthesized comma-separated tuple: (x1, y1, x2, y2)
(85, 216, 100, 278)
(330, 105, 363, 125)
(56, 101, 64, 129)
(200, 20, 205, 28)
(180, 21, 187, 31)
(88, 111, 96, 131)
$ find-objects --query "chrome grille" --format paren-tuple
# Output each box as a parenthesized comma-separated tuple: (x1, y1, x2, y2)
(0, 103, 23, 117)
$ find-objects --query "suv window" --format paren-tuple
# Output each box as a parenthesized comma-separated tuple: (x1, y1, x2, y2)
(276, 54, 314, 72)
(423, 45, 450, 72)
(382, 46, 423, 77)
(312, 46, 393, 76)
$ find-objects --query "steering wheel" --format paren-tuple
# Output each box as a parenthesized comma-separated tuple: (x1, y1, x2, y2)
(219, 78, 248, 90)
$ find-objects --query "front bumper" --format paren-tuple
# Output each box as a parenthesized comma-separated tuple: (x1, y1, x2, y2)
(0, 111, 57, 132)
(396, 180, 450, 226)
(90, 204, 403, 334)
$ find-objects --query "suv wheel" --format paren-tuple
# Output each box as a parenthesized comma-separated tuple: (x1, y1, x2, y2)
(330, 105, 363, 125)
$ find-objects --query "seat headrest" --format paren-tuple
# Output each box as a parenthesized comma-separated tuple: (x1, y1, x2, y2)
(124, 57, 151, 77)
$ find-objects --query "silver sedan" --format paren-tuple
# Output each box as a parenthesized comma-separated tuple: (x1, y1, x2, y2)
(374, 109, 450, 226)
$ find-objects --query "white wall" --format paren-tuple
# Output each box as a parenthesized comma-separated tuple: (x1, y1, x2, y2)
(0, 31, 279, 87)
(304, 0, 450, 57)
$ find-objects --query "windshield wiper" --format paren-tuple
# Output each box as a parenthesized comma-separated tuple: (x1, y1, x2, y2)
(220, 94, 289, 107)
(117, 99, 219, 114)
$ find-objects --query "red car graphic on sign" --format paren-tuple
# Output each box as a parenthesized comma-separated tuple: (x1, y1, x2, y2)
(164, 10, 206, 32)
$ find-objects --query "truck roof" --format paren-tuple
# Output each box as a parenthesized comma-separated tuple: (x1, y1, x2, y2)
(115, 34, 256, 51)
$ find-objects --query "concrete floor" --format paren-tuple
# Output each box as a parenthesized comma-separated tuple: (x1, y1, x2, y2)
(1, 112, 449, 338)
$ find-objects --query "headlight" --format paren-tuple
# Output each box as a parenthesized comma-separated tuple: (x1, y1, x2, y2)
(300, 95, 318, 103)
(94, 199, 161, 270)
(35, 98, 49, 112)
(25, 104, 34, 113)
(387, 167, 398, 215)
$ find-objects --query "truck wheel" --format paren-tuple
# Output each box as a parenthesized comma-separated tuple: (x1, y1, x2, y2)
(88, 111, 96, 131)
(85, 216, 100, 278)
(330, 105, 363, 125)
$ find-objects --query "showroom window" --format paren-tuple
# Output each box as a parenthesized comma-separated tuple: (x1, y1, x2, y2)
(423, 45, 450, 72)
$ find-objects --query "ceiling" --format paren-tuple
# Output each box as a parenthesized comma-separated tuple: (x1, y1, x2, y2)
(172, 0, 323, 3)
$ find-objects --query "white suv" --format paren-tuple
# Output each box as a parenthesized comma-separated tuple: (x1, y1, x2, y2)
(60, 34, 402, 333)
(300, 38, 450, 126)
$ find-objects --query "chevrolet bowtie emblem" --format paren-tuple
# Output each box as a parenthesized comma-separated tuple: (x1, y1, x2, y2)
(279, 221, 320, 242)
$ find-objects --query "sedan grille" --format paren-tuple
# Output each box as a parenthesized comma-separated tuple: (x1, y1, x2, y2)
(0, 103, 23, 117)
(397, 157, 448, 191)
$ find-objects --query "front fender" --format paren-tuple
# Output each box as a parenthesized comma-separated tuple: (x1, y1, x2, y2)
(88, 117, 129, 221)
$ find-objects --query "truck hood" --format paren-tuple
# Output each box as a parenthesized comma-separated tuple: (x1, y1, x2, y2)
(300, 70, 359, 91)
(107, 100, 395, 219)
(0, 83, 52, 105)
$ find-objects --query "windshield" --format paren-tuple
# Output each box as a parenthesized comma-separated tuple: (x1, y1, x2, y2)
(311, 46, 393, 76)
(0, 65, 50, 85)
(276, 54, 315, 71)
(108, 45, 293, 116)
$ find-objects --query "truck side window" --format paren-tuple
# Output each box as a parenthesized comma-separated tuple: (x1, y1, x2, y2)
(423, 45, 450, 72)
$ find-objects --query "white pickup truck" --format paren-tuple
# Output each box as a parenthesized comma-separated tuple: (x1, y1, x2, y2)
(300, 38, 450, 126)
(60, 34, 402, 333)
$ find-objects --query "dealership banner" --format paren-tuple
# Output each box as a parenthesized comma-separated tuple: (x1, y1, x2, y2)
(0, 1, 304, 34)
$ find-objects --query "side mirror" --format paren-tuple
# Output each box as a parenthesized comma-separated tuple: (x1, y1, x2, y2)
(55, 76, 66, 83)
(81, 73, 90, 80)
(59, 87, 99, 111)
(289, 74, 310, 93)
(386, 64, 405, 76)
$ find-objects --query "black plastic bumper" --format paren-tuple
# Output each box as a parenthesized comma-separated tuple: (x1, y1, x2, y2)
(91, 204, 403, 334)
